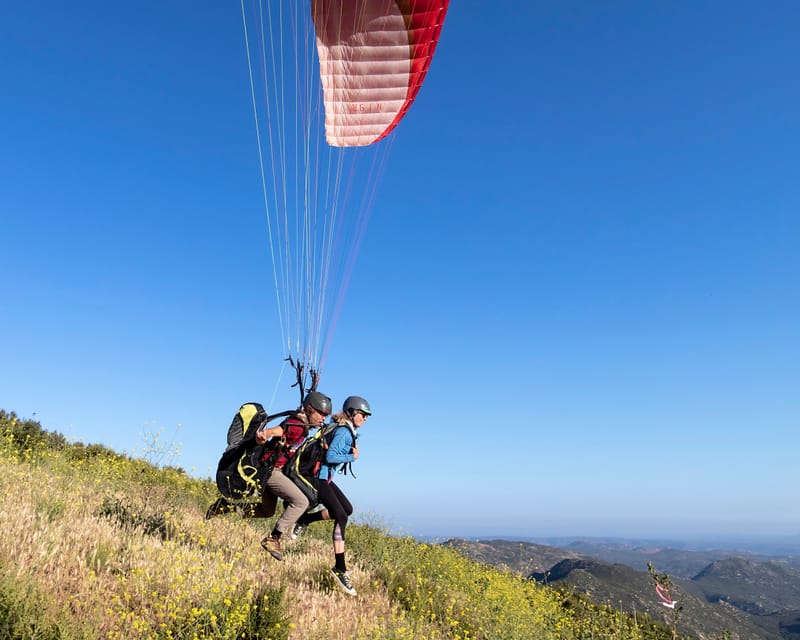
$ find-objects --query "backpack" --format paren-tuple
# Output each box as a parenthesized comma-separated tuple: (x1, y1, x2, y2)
(214, 402, 274, 500)
(284, 422, 356, 507)
(225, 402, 267, 451)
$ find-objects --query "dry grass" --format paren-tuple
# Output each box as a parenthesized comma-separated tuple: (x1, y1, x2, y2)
(0, 436, 434, 639)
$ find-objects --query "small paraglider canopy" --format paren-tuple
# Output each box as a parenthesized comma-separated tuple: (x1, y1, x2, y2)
(240, 0, 449, 390)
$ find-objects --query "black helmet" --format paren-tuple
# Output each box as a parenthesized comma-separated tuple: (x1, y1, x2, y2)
(303, 391, 332, 416)
(343, 395, 371, 416)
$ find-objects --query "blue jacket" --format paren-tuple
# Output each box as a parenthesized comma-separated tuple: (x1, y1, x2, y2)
(319, 422, 358, 481)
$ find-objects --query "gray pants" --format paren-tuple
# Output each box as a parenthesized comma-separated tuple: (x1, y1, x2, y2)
(265, 467, 309, 535)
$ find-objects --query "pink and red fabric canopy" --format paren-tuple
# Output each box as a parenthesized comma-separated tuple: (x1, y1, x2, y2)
(312, 0, 449, 147)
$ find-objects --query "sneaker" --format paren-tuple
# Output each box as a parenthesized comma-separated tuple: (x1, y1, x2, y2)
(261, 535, 284, 561)
(205, 497, 232, 519)
(330, 568, 357, 596)
(291, 523, 307, 540)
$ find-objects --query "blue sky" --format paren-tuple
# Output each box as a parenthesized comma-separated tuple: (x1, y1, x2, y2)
(2, 2, 799, 541)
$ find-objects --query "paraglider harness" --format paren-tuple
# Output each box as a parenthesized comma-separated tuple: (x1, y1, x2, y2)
(214, 358, 320, 503)
(283, 420, 357, 509)
(214, 402, 297, 501)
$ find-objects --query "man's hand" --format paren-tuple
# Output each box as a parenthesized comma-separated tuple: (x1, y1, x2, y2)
(256, 426, 283, 444)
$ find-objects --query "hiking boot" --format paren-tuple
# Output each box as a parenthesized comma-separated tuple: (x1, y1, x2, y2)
(291, 523, 307, 540)
(261, 535, 283, 561)
(205, 497, 232, 519)
(330, 568, 357, 596)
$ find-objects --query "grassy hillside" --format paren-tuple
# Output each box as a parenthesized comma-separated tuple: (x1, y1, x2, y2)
(439, 537, 793, 639)
(0, 410, 684, 639)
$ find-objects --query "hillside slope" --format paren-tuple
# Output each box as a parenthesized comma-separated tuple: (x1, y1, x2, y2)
(449, 538, 800, 640)
(531, 558, 776, 640)
(0, 409, 681, 640)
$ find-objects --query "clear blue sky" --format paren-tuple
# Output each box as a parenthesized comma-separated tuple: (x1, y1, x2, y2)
(2, 3, 799, 541)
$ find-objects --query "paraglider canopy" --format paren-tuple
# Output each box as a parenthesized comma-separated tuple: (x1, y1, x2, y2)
(313, 0, 449, 147)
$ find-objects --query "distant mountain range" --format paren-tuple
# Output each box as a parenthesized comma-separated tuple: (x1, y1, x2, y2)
(546, 537, 800, 577)
(443, 538, 800, 640)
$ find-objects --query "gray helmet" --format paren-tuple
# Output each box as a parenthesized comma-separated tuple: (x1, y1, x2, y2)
(343, 395, 371, 416)
(303, 391, 332, 416)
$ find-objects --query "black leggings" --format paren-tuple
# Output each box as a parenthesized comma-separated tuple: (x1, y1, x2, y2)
(316, 479, 353, 542)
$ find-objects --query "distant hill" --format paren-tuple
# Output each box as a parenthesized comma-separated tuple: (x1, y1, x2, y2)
(563, 541, 743, 579)
(446, 538, 800, 640)
(534, 557, 783, 640)
(535, 535, 800, 561)
(531, 557, 661, 610)
(560, 539, 800, 579)
(693, 557, 800, 615)
(442, 537, 581, 575)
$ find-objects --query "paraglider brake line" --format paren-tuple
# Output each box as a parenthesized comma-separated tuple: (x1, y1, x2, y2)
(286, 356, 320, 406)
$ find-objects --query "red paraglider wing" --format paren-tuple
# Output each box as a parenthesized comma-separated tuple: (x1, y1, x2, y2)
(312, 0, 449, 147)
